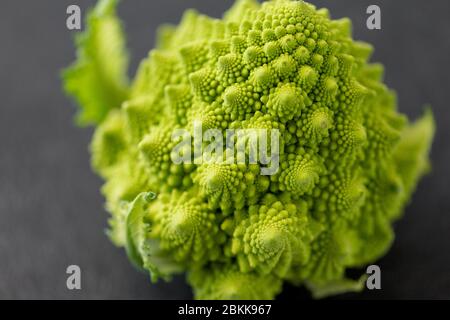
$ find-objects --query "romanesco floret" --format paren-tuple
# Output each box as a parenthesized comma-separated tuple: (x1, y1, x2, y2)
(63, 0, 435, 299)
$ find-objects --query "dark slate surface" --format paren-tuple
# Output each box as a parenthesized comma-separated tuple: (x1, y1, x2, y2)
(0, 0, 449, 299)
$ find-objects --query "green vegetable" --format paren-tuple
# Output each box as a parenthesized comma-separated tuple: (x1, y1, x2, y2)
(63, 0, 435, 299)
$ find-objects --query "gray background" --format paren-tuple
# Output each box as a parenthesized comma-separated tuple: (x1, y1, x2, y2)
(0, 0, 449, 299)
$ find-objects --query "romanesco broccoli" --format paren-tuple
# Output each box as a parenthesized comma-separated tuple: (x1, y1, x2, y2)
(63, 0, 435, 299)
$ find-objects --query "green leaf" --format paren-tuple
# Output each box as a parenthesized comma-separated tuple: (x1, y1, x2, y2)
(63, 0, 129, 126)
(125, 192, 151, 270)
(125, 192, 183, 281)
(305, 275, 367, 299)
(393, 107, 435, 195)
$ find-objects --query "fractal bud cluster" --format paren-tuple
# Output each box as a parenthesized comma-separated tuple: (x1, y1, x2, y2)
(63, 0, 435, 299)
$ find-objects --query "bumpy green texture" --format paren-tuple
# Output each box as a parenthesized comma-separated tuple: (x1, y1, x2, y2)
(64, 0, 435, 299)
